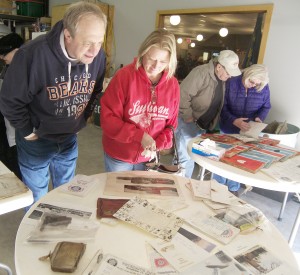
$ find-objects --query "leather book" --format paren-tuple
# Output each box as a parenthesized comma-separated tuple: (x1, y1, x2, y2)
(97, 198, 129, 219)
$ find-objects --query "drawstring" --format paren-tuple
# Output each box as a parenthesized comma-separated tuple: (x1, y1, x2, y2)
(67, 63, 89, 91)
(68, 62, 71, 91)
(85, 64, 89, 85)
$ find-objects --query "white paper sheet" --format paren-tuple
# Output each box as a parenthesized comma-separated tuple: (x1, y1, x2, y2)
(240, 121, 268, 138)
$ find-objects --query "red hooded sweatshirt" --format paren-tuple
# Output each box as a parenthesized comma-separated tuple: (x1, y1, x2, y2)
(100, 59, 180, 164)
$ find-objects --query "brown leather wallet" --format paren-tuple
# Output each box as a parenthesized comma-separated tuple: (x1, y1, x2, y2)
(49, 241, 86, 273)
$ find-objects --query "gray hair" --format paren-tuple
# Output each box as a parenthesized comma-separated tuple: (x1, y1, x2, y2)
(242, 64, 269, 92)
(135, 29, 177, 79)
(63, 1, 107, 37)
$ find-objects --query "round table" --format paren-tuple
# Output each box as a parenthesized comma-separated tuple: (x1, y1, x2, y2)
(15, 171, 299, 274)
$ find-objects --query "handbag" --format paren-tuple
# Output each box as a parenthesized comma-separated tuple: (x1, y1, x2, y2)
(145, 126, 183, 176)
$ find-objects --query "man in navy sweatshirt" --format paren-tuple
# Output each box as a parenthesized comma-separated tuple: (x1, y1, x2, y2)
(0, 1, 107, 208)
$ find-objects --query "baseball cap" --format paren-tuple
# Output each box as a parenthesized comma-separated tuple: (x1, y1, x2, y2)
(0, 33, 24, 56)
(217, 50, 241, 77)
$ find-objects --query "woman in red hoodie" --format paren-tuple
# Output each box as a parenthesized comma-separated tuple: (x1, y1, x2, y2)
(101, 29, 179, 171)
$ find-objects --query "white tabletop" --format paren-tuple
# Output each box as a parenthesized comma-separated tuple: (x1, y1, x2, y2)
(0, 162, 33, 215)
(15, 171, 299, 274)
(188, 139, 300, 193)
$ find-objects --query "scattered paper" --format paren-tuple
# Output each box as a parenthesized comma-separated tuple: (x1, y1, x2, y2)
(113, 197, 184, 241)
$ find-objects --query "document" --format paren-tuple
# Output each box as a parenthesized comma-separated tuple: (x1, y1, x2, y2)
(148, 232, 209, 272)
(146, 244, 178, 275)
(185, 211, 240, 244)
(240, 121, 267, 138)
(234, 245, 299, 274)
(180, 250, 251, 275)
(83, 251, 154, 275)
(0, 172, 28, 199)
(113, 197, 184, 240)
(104, 172, 183, 199)
(261, 155, 300, 183)
(59, 174, 98, 197)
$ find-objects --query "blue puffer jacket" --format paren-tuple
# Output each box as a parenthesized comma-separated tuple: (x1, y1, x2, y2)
(220, 74, 271, 134)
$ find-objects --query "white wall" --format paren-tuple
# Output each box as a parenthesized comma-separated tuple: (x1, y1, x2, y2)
(50, 0, 300, 148)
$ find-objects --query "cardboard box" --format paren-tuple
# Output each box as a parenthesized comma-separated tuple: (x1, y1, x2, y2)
(0, 0, 13, 14)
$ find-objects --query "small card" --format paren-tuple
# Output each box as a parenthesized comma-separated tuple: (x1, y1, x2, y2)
(59, 174, 97, 197)
(113, 197, 184, 241)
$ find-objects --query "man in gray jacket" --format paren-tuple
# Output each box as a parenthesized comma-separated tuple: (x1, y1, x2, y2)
(175, 50, 241, 178)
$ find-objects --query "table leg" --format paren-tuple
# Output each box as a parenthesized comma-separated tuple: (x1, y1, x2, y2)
(278, 192, 289, 221)
(197, 166, 205, 181)
(288, 206, 300, 247)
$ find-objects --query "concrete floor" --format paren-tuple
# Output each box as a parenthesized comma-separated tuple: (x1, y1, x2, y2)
(0, 123, 299, 274)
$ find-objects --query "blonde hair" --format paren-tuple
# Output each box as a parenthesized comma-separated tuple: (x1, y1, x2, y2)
(135, 29, 177, 79)
(242, 64, 269, 92)
(63, 1, 107, 37)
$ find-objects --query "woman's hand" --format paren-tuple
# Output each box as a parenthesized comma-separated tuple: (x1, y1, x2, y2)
(141, 132, 156, 151)
(233, 118, 251, 132)
(255, 117, 262, 123)
(184, 117, 194, 123)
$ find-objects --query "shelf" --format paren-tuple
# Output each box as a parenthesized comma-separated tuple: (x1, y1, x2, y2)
(0, 13, 38, 23)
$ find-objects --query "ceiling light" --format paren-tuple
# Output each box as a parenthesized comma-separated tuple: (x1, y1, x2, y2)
(170, 15, 181, 26)
(219, 27, 228, 37)
(196, 34, 203, 41)
(177, 38, 183, 44)
(190, 42, 195, 48)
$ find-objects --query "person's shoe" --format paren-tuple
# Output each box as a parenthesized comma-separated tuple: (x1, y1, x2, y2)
(230, 190, 239, 197)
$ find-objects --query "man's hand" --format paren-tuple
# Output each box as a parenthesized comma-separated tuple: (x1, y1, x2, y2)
(141, 132, 156, 151)
(24, 133, 38, 141)
(233, 118, 251, 132)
